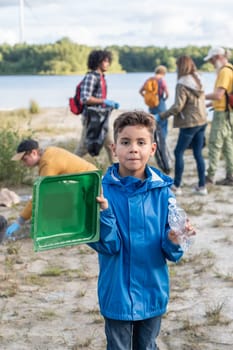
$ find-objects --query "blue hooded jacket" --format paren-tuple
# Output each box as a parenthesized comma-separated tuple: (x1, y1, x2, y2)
(89, 163, 183, 321)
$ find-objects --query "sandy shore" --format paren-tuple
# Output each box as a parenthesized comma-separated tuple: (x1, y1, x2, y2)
(0, 107, 233, 350)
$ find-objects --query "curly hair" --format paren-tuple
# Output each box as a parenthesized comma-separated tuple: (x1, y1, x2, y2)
(88, 50, 112, 70)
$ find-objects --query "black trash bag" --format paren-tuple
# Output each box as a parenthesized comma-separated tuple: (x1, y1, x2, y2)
(0, 215, 8, 243)
(85, 107, 112, 156)
(154, 124, 171, 175)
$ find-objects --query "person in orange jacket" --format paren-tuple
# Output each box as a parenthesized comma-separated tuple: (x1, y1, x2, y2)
(6, 138, 97, 237)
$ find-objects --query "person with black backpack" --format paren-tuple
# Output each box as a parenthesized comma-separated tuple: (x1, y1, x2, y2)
(75, 50, 119, 163)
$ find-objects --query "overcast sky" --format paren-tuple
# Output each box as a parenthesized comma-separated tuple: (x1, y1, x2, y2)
(0, 0, 232, 48)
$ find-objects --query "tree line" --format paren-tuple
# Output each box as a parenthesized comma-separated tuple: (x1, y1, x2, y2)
(0, 37, 232, 75)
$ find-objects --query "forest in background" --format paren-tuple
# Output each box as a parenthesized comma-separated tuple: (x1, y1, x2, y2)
(0, 37, 232, 75)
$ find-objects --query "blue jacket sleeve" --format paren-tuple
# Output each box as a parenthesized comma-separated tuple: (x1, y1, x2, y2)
(88, 207, 121, 255)
(161, 224, 183, 262)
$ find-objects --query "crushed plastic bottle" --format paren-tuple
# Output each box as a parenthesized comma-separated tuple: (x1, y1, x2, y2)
(168, 197, 193, 252)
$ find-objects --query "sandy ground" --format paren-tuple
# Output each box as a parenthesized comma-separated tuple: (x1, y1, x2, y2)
(0, 107, 233, 350)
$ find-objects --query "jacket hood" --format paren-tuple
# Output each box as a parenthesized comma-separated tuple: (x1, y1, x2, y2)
(102, 163, 173, 192)
(178, 74, 204, 97)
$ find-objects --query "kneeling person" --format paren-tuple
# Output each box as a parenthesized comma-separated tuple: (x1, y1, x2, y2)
(6, 139, 97, 236)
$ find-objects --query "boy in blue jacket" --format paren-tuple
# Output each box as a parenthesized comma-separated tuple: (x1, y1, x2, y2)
(90, 110, 195, 350)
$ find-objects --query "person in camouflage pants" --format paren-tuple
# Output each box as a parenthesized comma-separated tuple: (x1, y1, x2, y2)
(204, 47, 233, 186)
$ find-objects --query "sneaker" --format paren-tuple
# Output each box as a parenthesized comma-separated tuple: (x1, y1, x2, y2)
(192, 185, 208, 195)
(205, 175, 214, 184)
(171, 185, 182, 195)
(216, 175, 233, 186)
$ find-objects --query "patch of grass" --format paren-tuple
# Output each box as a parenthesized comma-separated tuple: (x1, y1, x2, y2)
(214, 270, 233, 283)
(177, 250, 216, 266)
(65, 268, 86, 278)
(71, 337, 92, 349)
(168, 266, 177, 277)
(215, 236, 233, 245)
(86, 307, 100, 315)
(205, 301, 224, 325)
(35, 126, 72, 134)
(29, 100, 40, 114)
(181, 318, 200, 332)
(0, 284, 18, 297)
(0, 109, 31, 123)
(181, 202, 204, 216)
(212, 218, 230, 228)
(194, 261, 215, 274)
(6, 244, 20, 255)
(38, 310, 58, 321)
(76, 289, 87, 298)
(25, 274, 45, 286)
(77, 245, 94, 255)
(0, 126, 33, 185)
(171, 278, 191, 292)
(53, 139, 77, 152)
(4, 256, 16, 270)
(71, 306, 82, 313)
(40, 267, 64, 277)
(92, 316, 104, 324)
(39, 266, 91, 280)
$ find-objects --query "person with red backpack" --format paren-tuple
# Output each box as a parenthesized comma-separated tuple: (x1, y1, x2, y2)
(204, 47, 233, 186)
(75, 50, 119, 163)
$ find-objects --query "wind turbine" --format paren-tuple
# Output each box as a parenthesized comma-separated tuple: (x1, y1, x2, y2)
(19, 0, 24, 43)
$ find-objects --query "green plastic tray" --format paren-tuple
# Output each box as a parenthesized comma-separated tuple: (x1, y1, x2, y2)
(31, 170, 101, 252)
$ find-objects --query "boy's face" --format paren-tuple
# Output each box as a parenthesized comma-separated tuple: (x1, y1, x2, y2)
(112, 125, 156, 179)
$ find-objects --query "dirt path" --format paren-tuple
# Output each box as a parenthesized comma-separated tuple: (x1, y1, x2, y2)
(0, 108, 233, 349)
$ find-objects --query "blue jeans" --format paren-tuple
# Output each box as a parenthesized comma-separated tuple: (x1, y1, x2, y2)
(150, 98, 168, 140)
(104, 316, 162, 350)
(174, 125, 207, 188)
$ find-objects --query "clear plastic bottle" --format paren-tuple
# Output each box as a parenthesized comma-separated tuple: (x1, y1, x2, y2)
(168, 198, 193, 252)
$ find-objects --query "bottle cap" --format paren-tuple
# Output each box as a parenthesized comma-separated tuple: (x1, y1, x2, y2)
(168, 197, 176, 206)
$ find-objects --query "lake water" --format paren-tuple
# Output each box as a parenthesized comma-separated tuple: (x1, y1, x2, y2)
(0, 72, 216, 118)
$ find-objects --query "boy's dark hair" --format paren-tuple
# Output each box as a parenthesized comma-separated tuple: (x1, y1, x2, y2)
(88, 50, 112, 70)
(113, 111, 156, 142)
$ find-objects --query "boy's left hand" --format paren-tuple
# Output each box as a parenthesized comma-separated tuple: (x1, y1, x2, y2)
(168, 219, 196, 245)
(168, 230, 181, 245)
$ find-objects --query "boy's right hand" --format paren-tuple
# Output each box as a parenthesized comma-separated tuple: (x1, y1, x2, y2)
(96, 194, 108, 211)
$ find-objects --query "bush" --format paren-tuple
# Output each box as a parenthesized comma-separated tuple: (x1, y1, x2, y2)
(29, 100, 40, 114)
(0, 128, 31, 185)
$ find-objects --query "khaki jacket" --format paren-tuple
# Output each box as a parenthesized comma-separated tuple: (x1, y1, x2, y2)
(160, 74, 207, 128)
